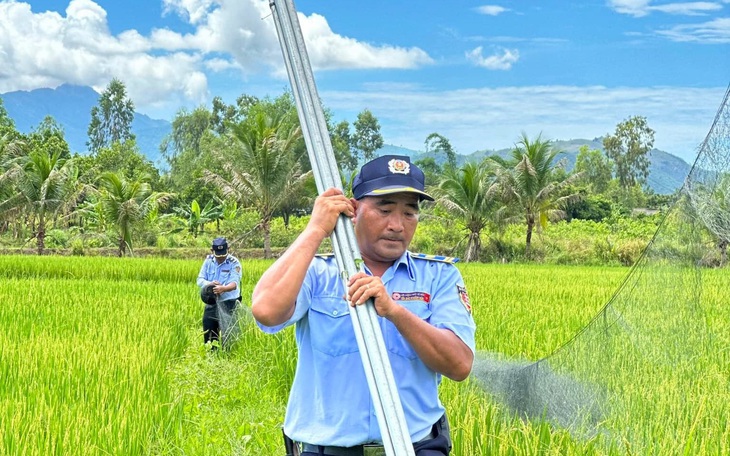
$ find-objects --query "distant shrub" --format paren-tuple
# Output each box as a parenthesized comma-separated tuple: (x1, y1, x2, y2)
(71, 239, 85, 256)
(45, 229, 70, 248)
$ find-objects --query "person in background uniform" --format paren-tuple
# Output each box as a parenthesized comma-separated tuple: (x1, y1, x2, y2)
(197, 237, 242, 347)
(252, 155, 476, 456)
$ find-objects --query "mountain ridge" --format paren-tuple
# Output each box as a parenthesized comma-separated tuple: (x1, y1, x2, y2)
(1, 84, 170, 166)
(1, 84, 690, 194)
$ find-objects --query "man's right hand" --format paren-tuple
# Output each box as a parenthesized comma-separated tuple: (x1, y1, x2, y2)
(308, 188, 355, 238)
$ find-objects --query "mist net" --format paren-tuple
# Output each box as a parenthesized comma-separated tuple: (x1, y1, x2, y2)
(471, 84, 730, 454)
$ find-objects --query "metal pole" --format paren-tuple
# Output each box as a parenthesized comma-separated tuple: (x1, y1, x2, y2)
(268, 1, 415, 454)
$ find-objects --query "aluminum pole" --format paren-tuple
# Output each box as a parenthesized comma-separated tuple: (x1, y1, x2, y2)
(268, 1, 415, 454)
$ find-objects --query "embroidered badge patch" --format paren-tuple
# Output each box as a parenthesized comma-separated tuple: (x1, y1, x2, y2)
(388, 158, 410, 175)
(235, 266, 241, 274)
(392, 291, 430, 303)
(457, 285, 471, 314)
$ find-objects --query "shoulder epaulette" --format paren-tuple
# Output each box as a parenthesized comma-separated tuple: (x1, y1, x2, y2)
(410, 252, 459, 264)
(315, 253, 336, 258)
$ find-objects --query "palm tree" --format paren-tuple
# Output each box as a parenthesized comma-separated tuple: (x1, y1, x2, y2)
(489, 133, 582, 257)
(205, 107, 309, 258)
(0, 149, 79, 254)
(96, 171, 173, 256)
(435, 162, 498, 262)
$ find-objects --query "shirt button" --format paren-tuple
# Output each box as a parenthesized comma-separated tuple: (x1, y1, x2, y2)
(333, 310, 338, 315)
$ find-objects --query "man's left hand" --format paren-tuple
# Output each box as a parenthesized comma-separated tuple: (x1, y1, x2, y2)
(347, 272, 396, 318)
(213, 284, 226, 295)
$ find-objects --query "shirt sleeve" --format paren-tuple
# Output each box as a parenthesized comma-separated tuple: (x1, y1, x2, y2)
(228, 258, 242, 292)
(429, 264, 477, 354)
(256, 257, 320, 334)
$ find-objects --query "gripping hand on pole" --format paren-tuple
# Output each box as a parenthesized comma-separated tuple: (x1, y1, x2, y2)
(309, 188, 355, 238)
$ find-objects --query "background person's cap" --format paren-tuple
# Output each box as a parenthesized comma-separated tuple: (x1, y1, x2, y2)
(212, 237, 228, 257)
(352, 155, 434, 201)
(200, 284, 217, 305)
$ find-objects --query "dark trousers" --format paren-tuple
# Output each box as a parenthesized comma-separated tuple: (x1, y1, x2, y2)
(202, 299, 237, 345)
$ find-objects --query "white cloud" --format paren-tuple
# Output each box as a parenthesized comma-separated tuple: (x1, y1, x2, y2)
(609, 0, 652, 17)
(162, 0, 217, 25)
(657, 17, 730, 42)
(301, 13, 433, 70)
(651, 2, 722, 15)
(609, 0, 723, 17)
(466, 46, 519, 70)
(158, 0, 433, 71)
(475, 5, 509, 16)
(320, 85, 726, 163)
(0, 0, 434, 118)
(0, 0, 203, 111)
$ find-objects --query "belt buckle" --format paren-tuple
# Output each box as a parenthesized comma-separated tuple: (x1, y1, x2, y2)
(362, 444, 386, 456)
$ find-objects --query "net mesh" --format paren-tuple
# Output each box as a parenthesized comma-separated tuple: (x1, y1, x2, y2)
(471, 84, 730, 453)
(217, 300, 251, 349)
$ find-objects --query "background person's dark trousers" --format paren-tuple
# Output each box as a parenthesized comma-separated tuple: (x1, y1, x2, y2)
(203, 299, 238, 347)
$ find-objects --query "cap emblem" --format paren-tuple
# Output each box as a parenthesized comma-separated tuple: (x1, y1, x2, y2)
(388, 159, 410, 175)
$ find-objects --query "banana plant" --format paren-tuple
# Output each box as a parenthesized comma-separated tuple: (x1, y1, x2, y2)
(173, 199, 222, 237)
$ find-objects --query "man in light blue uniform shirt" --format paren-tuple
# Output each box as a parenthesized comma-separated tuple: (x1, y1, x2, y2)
(197, 237, 242, 347)
(252, 156, 476, 456)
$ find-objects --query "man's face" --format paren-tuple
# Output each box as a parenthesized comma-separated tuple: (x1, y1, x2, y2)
(354, 193, 420, 264)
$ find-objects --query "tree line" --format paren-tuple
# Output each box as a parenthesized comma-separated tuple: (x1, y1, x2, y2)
(0, 78, 673, 261)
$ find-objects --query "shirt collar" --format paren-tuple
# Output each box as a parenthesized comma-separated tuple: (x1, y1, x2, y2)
(380, 251, 415, 282)
(211, 254, 229, 264)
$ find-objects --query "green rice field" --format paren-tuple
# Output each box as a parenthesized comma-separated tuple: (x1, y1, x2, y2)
(0, 256, 727, 455)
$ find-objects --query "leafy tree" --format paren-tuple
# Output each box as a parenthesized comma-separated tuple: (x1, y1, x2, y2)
(574, 144, 613, 193)
(331, 120, 357, 172)
(0, 97, 20, 142)
(210, 95, 258, 135)
(565, 192, 613, 222)
(489, 133, 582, 257)
(160, 106, 219, 197)
(92, 140, 160, 185)
(414, 157, 442, 188)
(205, 105, 309, 258)
(161, 106, 212, 162)
(435, 162, 497, 262)
(95, 171, 172, 256)
(0, 100, 25, 203)
(605, 180, 647, 214)
(87, 78, 136, 154)
(603, 115, 655, 189)
(0, 149, 79, 254)
(424, 133, 457, 169)
(352, 109, 383, 162)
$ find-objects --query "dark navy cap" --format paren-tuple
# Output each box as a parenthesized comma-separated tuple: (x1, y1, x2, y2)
(352, 155, 433, 201)
(211, 237, 228, 257)
(200, 284, 216, 305)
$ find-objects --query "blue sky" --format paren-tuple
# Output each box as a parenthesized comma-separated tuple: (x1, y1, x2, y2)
(0, 0, 728, 162)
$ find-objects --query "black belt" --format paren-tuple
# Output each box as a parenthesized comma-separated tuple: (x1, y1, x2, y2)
(300, 443, 380, 456)
(301, 427, 437, 456)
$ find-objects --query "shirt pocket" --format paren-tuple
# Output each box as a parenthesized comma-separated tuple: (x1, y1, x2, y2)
(385, 299, 432, 360)
(309, 296, 358, 356)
